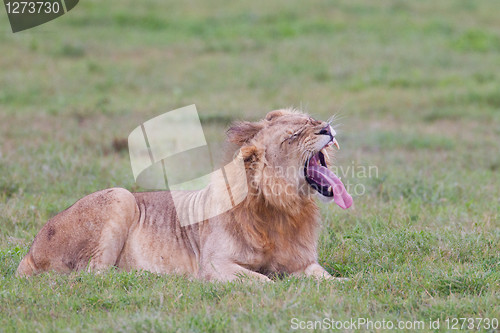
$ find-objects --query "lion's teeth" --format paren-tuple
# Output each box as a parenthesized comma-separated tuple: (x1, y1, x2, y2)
(332, 139, 340, 150)
(328, 186, 332, 192)
(321, 148, 330, 162)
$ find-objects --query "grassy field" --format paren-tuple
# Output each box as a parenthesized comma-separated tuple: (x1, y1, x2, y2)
(1, 0, 499, 331)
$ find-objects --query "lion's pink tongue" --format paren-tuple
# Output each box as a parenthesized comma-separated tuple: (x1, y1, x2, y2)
(307, 164, 353, 209)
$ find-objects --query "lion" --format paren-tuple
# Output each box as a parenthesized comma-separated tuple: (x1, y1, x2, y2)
(16, 108, 352, 281)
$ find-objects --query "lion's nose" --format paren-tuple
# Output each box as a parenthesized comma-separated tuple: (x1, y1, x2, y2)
(317, 125, 336, 138)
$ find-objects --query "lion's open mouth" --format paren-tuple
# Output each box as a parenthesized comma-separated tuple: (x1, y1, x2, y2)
(304, 144, 353, 209)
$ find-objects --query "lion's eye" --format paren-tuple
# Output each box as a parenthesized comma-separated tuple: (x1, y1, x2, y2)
(281, 131, 301, 145)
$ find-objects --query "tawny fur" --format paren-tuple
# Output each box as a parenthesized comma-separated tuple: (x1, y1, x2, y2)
(17, 109, 342, 282)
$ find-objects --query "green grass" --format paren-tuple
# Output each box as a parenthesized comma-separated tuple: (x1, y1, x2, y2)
(1, 0, 499, 331)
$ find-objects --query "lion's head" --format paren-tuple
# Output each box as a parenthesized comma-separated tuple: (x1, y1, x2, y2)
(227, 109, 352, 212)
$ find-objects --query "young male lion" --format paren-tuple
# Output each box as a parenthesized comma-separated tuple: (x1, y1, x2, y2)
(17, 109, 352, 281)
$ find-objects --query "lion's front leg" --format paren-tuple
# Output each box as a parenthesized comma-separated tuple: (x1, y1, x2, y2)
(199, 262, 272, 282)
(293, 263, 348, 281)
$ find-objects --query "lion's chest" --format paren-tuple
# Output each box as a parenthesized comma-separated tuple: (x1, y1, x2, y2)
(240, 234, 316, 274)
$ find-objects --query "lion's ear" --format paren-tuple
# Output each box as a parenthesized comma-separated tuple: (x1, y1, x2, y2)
(265, 109, 294, 121)
(227, 121, 264, 146)
(265, 110, 286, 121)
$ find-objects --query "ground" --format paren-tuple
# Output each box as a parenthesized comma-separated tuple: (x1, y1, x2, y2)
(0, 0, 499, 331)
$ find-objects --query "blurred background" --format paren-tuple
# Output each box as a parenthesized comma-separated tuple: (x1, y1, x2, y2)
(2, 0, 500, 258)
(0, 0, 499, 329)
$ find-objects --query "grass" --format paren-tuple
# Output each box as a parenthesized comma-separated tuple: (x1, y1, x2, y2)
(1, 0, 499, 331)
